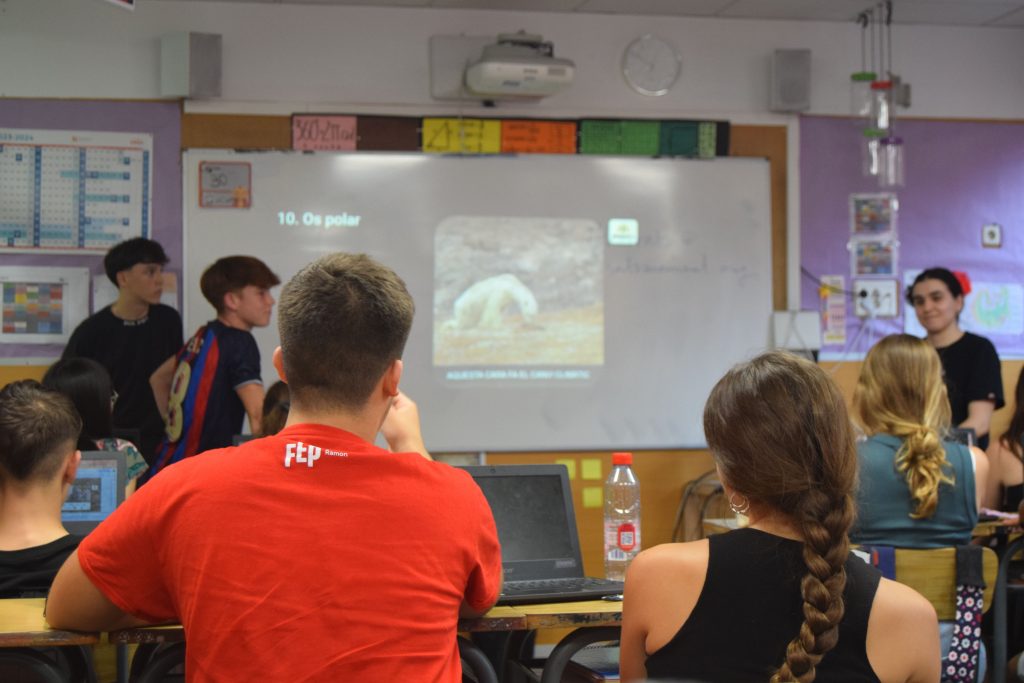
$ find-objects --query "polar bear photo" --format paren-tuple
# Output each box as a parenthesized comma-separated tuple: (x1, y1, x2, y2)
(450, 274, 538, 330)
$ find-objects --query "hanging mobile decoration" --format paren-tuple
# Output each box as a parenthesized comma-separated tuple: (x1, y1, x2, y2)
(854, 1, 907, 186)
(850, 11, 876, 120)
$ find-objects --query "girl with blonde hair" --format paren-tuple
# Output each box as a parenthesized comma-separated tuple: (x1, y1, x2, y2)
(852, 333, 987, 547)
(621, 351, 939, 682)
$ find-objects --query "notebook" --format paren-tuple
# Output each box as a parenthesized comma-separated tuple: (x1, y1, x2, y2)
(61, 450, 127, 536)
(461, 464, 624, 605)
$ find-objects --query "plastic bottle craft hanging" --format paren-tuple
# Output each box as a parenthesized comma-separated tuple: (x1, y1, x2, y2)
(878, 135, 904, 187)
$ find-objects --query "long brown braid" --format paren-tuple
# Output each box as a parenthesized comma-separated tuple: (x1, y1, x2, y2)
(703, 351, 857, 682)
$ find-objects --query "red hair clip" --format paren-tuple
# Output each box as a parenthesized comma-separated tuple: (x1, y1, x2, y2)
(952, 270, 972, 296)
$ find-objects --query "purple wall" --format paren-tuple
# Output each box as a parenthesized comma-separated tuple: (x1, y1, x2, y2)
(0, 99, 181, 359)
(800, 115, 1024, 357)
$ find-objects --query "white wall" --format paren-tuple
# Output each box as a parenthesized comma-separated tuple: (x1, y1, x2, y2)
(1, 0, 1022, 121)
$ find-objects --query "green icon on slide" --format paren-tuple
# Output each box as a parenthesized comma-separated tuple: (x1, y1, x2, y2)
(607, 219, 639, 246)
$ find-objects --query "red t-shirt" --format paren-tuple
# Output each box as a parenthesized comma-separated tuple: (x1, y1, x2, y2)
(78, 423, 502, 682)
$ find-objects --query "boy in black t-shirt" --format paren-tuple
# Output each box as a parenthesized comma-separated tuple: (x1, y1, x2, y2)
(62, 238, 183, 462)
(0, 381, 84, 598)
(146, 256, 280, 480)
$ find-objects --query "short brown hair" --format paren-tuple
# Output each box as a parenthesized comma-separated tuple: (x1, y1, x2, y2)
(704, 351, 857, 683)
(277, 253, 414, 410)
(200, 256, 280, 314)
(0, 380, 82, 483)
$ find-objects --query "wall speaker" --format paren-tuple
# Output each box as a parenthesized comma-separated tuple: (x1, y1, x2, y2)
(160, 32, 222, 99)
(769, 48, 810, 113)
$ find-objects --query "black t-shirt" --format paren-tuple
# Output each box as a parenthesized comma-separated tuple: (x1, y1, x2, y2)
(63, 304, 183, 460)
(645, 528, 882, 683)
(0, 535, 81, 598)
(935, 331, 1004, 449)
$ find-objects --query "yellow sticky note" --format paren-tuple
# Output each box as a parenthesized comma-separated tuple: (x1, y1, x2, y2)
(583, 486, 603, 508)
(581, 458, 603, 480)
(555, 459, 577, 480)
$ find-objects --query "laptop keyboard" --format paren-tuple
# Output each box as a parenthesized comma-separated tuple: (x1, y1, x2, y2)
(502, 577, 620, 596)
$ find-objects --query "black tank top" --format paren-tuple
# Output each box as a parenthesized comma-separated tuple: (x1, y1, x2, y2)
(645, 528, 882, 683)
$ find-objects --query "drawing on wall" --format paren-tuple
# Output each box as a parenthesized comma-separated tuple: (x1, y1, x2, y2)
(0, 128, 152, 253)
(0, 267, 89, 344)
(850, 193, 898, 235)
(851, 239, 897, 276)
(433, 216, 604, 368)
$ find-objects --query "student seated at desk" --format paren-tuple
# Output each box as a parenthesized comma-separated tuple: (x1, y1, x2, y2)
(42, 357, 148, 495)
(259, 380, 290, 437)
(46, 252, 503, 682)
(851, 334, 988, 680)
(620, 351, 939, 683)
(0, 381, 83, 598)
(851, 334, 987, 548)
(985, 365, 1024, 513)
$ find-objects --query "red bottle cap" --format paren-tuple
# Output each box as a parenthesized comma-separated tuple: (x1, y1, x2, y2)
(612, 452, 633, 465)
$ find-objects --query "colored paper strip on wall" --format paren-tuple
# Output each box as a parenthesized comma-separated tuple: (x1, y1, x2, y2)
(356, 116, 421, 151)
(422, 118, 501, 154)
(619, 121, 660, 155)
(579, 120, 623, 154)
(697, 122, 718, 158)
(291, 115, 357, 151)
(659, 121, 700, 156)
(500, 120, 578, 153)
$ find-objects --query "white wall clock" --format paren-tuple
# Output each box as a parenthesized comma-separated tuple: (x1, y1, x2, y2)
(622, 34, 682, 97)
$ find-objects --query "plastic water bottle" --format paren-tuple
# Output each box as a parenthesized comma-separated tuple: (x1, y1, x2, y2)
(604, 452, 641, 581)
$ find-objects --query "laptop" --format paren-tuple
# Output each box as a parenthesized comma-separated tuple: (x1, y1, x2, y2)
(461, 464, 624, 605)
(61, 450, 127, 536)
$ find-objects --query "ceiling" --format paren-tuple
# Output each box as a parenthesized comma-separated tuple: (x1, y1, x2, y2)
(156, 0, 1024, 28)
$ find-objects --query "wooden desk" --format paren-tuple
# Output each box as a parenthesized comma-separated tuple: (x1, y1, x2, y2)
(0, 598, 99, 648)
(515, 599, 622, 630)
(109, 605, 532, 645)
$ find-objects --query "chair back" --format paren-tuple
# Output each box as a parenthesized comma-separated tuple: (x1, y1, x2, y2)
(891, 546, 997, 620)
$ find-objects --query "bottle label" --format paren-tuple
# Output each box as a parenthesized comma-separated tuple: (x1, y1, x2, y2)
(616, 523, 637, 551)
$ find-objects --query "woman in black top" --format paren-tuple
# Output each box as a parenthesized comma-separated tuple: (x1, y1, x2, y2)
(620, 351, 939, 683)
(907, 267, 1004, 449)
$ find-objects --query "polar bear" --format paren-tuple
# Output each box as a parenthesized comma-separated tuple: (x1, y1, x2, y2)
(450, 274, 538, 330)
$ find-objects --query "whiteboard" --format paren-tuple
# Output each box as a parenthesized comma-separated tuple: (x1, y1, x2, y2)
(183, 151, 771, 451)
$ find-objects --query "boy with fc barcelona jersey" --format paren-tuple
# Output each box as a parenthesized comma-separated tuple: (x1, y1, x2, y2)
(144, 256, 279, 481)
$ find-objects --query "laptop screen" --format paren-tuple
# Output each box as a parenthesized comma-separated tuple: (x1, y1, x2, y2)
(462, 464, 585, 581)
(474, 472, 575, 562)
(62, 451, 126, 535)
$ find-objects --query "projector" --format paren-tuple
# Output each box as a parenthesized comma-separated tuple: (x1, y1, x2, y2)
(464, 33, 575, 99)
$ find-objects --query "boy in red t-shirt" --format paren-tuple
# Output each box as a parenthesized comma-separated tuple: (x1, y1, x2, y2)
(47, 253, 502, 682)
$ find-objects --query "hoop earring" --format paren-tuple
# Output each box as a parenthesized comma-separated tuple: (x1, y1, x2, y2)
(729, 493, 750, 515)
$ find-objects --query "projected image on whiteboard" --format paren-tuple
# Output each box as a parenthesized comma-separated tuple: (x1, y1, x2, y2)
(434, 216, 603, 380)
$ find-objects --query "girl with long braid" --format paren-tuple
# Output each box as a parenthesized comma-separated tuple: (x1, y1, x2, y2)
(621, 351, 939, 682)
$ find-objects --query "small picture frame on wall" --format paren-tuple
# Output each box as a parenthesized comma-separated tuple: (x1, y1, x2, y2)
(850, 238, 898, 276)
(850, 193, 898, 235)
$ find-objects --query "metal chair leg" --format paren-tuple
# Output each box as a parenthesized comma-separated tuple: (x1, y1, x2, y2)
(459, 635, 500, 683)
(993, 536, 1024, 683)
(539, 626, 620, 683)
